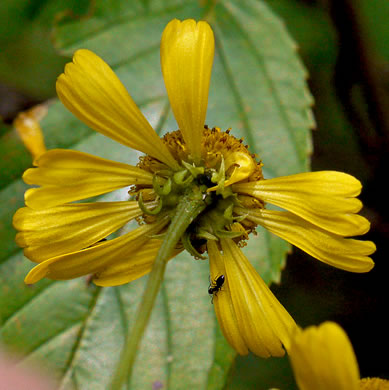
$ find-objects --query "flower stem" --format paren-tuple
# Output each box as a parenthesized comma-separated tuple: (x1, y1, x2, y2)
(110, 187, 206, 390)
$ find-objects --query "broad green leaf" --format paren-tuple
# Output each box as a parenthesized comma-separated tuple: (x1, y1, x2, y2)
(0, 0, 314, 389)
(0, 0, 89, 98)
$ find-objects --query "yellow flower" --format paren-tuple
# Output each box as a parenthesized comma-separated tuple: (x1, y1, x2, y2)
(13, 104, 47, 159)
(13, 18, 375, 358)
(360, 378, 389, 390)
(289, 322, 389, 390)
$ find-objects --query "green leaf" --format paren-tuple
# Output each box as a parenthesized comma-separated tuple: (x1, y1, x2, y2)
(361, 0, 389, 62)
(0, 0, 313, 389)
(0, 0, 89, 98)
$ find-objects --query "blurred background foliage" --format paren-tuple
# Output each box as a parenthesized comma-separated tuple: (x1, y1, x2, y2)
(0, 0, 388, 389)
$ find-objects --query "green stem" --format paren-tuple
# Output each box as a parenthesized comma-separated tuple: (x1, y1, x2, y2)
(110, 188, 206, 390)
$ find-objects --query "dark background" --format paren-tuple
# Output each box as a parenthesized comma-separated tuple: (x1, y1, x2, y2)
(1, 0, 388, 388)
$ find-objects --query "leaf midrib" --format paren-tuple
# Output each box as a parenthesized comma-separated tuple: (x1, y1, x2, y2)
(217, 0, 305, 174)
(58, 286, 103, 390)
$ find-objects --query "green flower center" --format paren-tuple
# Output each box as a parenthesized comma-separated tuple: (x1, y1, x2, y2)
(133, 126, 264, 257)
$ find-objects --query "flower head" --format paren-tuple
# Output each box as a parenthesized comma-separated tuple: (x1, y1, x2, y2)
(289, 322, 389, 390)
(13, 19, 375, 358)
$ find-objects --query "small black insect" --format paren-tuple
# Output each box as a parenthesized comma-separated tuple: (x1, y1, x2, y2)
(208, 275, 225, 302)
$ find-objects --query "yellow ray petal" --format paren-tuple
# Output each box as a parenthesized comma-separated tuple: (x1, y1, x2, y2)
(247, 208, 375, 272)
(233, 171, 368, 236)
(24, 218, 168, 284)
(289, 322, 360, 390)
(23, 149, 153, 209)
(239, 171, 363, 197)
(161, 19, 214, 164)
(13, 201, 143, 262)
(56, 49, 179, 169)
(221, 239, 297, 357)
(224, 152, 256, 187)
(208, 152, 257, 192)
(207, 240, 248, 355)
(94, 239, 182, 286)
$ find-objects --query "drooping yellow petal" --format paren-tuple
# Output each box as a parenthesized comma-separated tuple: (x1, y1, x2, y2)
(289, 322, 360, 390)
(233, 171, 369, 236)
(13, 104, 47, 159)
(56, 49, 179, 170)
(220, 239, 297, 357)
(246, 208, 375, 273)
(24, 218, 168, 284)
(13, 201, 144, 262)
(207, 240, 248, 355)
(94, 239, 182, 286)
(208, 152, 257, 192)
(161, 19, 214, 164)
(23, 149, 153, 209)
(224, 152, 256, 187)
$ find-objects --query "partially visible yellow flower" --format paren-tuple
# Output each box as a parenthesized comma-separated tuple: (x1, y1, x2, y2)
(12, 18, 375, 358)
(360, 378, 389, 390)
(288, 322, 389, 390)
(289, 322, 360, 390)
(13, 104, 47, 159)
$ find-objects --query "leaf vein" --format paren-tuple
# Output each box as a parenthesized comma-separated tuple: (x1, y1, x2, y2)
(58, 286, 103, 389)
(0, 280, 55, 328)
(58, 3, 187, 50)
(161, 282, 173, 388)
(219, 0, 309, 171)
